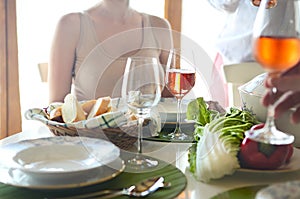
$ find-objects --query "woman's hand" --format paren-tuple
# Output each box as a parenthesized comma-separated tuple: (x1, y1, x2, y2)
(262, 63, 300, 124)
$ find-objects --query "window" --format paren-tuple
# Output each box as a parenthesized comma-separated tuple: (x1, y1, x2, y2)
(182, 0, 225, 60)
(181, 0, 226, 101)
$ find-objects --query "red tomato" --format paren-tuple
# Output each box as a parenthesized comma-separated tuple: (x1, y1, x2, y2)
(239, 124, 294, 170)
(286, 144, 294, 163)
(250, 123, 265, 131)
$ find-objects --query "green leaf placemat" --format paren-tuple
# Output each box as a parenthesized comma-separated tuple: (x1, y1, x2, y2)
(0, 159, 187, 199)
(144, 122, 195, 143)
(144, 136, 195, 143)
(211, 185, 267, 199)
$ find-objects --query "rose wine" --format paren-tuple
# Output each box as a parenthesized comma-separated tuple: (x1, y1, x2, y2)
(254, 36, 300, 72)
(166, 68, 195, 99)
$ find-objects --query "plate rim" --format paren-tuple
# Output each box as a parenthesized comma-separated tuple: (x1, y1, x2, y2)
(2, 157, 125, 190)
(0, 136, 120, 176)
(211, 184, 267, 199)
(13, 144, 104, 174)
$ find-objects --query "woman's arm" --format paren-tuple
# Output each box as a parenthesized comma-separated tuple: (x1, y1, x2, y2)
(149, 15, 174, 97)
(148, 15, 173, 64)
(48, 13, 81, 103)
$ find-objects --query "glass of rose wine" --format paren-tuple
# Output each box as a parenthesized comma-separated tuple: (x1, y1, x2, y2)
(165, 48, 196, 141)
(251, 0, 300, 144)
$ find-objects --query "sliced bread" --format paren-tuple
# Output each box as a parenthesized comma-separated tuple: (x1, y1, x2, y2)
(81, 99, 97, 115)
(87, 96, 111, 119)
(62, 94, 86, 123)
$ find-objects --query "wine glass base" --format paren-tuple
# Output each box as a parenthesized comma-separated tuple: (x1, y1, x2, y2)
(126, 155, 158, 170)
(168, 130, 193, 142)
(246, 126, 295, 145)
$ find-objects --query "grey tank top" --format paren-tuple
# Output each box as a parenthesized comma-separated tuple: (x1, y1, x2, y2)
(73, 12, 163, 100)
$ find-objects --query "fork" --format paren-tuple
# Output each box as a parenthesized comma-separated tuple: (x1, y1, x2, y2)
(55, 176, 170, 199)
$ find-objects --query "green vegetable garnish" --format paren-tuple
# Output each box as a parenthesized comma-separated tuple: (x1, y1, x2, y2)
(187, 97, 259, 182)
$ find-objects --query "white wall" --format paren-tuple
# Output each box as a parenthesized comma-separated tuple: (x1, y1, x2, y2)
(17, 0, 100, 131)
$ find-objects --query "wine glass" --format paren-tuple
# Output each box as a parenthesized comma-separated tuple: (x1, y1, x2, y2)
(250, 0, 300, 144)
(165, 48, 196, 141)
(122, 56, 163, 169)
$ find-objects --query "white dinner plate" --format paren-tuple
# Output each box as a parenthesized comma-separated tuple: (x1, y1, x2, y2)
(255, 180, 300, 199)
(237, 147, 300, 174)
(0, 157, 125, 190)
(0, 136, 122, 182)
(157, 98, 190, 123)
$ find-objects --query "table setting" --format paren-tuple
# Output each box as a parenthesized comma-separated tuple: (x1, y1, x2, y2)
(1, 95, 300, 199)
(1, 124, 300, 199)
(0, 55, 191, 199)
(0, 131, 187, 199)
(3, 7, 300, 196)
(2, 89, 300, 199)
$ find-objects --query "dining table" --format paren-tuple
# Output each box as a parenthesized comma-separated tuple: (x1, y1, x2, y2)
(1, 121, 300, 199)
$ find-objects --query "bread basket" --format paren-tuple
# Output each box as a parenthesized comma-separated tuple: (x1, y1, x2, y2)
(25, 108, 139, 150)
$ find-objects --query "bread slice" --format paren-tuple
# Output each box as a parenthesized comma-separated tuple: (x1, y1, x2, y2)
(49, 106, 63, 122)
(87, 96, 111, 119)
(81, 100, 96, 115)
(62, 94, 86, 123)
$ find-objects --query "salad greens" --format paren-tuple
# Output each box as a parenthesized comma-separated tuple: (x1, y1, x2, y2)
(187, 97, 259, 182)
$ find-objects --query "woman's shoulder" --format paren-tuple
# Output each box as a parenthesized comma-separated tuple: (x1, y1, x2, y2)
(144, 14, 171, 29)
(54, 12, 83, 40)
(57, 12, 82, 30)
(54, 12, 82, 44)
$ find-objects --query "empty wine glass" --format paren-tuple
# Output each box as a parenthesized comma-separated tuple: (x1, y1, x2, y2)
(165, 48, 196, 141)
(250, 0, 300, 144)
(122, 56, 164, 169)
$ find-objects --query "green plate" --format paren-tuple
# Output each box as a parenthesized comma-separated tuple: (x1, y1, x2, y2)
(0, 158, 187, 199)
(144, 122, 195, 143)
(144, 136, 195, 143)
(211, 185, 267, 199)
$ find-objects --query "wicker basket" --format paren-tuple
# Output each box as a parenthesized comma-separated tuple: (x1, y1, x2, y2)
(47, 123, 139, 150)
(25, 108, 139, 150)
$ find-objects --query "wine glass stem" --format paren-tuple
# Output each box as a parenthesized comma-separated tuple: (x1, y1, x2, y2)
(137, 117, 144, 154)
(175, 98, 182, 132)
(265, 87, 277, 132)
(265, 105, 276, 131)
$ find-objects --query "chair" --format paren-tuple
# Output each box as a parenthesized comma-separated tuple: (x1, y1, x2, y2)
(222, 62, 265, 107)
(38, 63, 48, 82)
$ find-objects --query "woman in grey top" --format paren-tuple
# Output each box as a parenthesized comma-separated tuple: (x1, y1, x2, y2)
(48, 0, 173, 102)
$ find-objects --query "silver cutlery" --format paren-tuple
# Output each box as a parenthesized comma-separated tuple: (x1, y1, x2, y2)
(55, 176, 170, 199)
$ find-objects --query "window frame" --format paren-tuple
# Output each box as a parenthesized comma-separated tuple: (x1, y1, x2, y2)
(0, 0, 22, 139)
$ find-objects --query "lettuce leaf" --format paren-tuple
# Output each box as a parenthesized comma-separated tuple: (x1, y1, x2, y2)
(187, 97, 259, 182)
(186, 97, 211, 126)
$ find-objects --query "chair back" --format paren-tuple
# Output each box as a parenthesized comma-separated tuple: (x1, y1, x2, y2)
(38, 63, 48, 82)
(223, 62, 265, 107)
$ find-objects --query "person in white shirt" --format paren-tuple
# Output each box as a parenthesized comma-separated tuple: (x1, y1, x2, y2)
(207, 0, 259, 64)
(208, 0, 300, 126)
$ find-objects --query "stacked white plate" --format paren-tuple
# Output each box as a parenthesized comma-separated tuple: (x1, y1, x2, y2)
(256, 180, 300, 199)
(156, 98, 190, 123)
(0, 136, 125, 189)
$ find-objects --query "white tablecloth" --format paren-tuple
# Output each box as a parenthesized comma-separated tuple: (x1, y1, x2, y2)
(1, 124, 300, 199)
